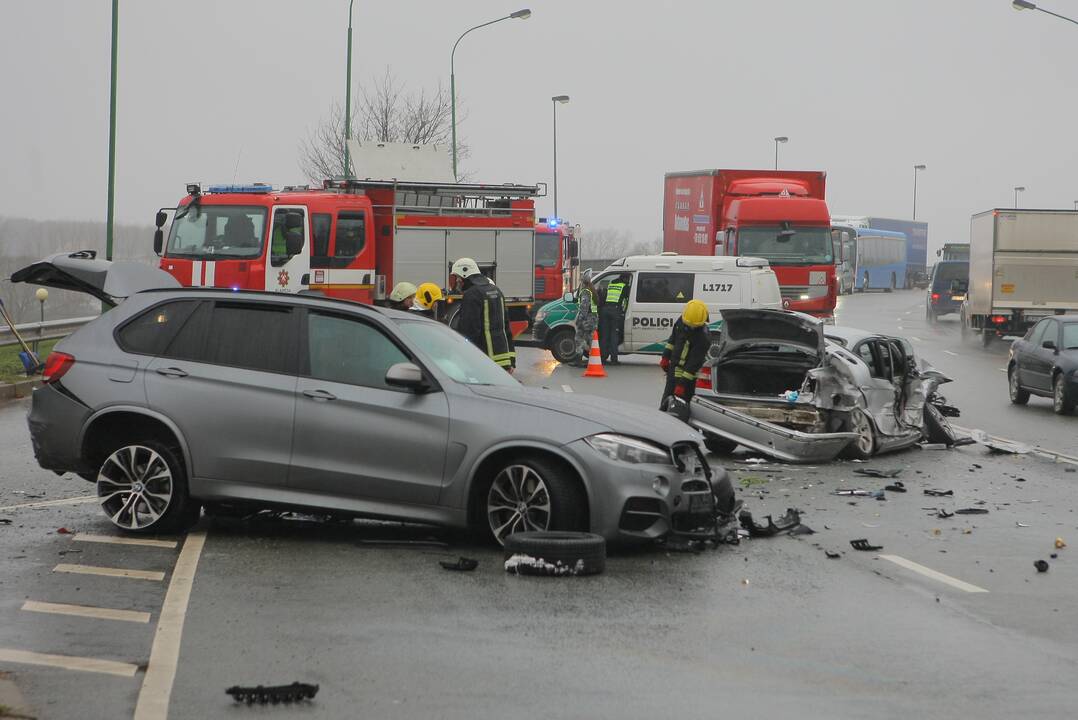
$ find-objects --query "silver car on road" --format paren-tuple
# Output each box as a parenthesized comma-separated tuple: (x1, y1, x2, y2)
(18, 253, 733, 544)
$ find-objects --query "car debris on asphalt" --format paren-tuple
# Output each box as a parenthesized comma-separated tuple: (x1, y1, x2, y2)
(969, 429, 1032, 455)
(737, 508, 802, 537)
(924, 488, 954, 497)
(1034, 560, 1050, 573)
(850, 539, 883, 551)
(954, 508, 989, 515)
(504, 554, 588, 577)
(853, 468, 903, 479)
(226, 682, 319, 705)
(439, 557, 479, 572)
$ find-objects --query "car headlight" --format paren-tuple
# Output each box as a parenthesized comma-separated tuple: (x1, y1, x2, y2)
(584, 433, 671, 465)
(535, 307, 548, 322)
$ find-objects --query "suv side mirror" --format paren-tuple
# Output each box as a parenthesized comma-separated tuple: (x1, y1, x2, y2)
(385, 362, 429, 391)
(1043, 340, 1057, 351)
(153, 229, 164, 256)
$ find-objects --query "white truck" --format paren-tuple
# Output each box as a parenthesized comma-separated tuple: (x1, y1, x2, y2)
(964, 209, 1078, 346)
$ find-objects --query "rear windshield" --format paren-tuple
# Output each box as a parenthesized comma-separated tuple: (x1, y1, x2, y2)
(932, 262, 968, 288)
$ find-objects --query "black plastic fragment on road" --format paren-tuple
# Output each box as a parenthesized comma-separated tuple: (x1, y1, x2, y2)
(952, 437, 976, 447)
(1034, 560, 1050, 573)
(884, 482, 907, 493)
(788, 524, 815, 536)
(738, 508, 802, 537)
(0, 518, 11, 524)
(226, 682, 319, 705)
(937, 509, 954, 519)
(850, 539, 883, 551)
(955, 508, 989, 515)
(825, 551, 842, 559)
(439, 557, 479, 572)
(853, 468, 903, 479)
(924, 489, 953, 497)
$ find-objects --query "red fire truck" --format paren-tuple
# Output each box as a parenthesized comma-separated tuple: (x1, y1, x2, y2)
(662, 169, 837, 317)
(154, 178, 542, 334)
(533, 218, 580, 309)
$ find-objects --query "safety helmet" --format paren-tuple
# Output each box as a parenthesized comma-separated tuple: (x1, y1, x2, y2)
(681, 299, 709, 327)
(389, 281, 418, 303)
(449, 257, 481, 279)
(415, 282, 444, 309)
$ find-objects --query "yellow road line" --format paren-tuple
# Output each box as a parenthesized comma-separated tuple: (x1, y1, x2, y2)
(0, 496, 96, 512)
(53, 564, 164, 582)
(73, 534, 178, 549)
(22, 600, 151, 624)
(0, 647, 138, 677)
(134, 530, 207, 720)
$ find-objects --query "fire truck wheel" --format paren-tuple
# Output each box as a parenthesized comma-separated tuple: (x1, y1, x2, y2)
(95, 439, 200, 534)
(483, 454, 586, 546)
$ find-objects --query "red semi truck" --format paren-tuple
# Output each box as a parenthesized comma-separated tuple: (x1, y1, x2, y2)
(533, 218, 580, 308)
(662, 169, 837, 317)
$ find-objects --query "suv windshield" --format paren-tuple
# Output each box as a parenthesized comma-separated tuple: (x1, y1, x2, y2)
(398, 321, 518, 387)
(535, 232, 560, 268)
(738, 226, 833, 265)
(166, 205, 267, 260)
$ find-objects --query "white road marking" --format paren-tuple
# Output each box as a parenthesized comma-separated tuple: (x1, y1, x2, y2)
(998, 367, 1007, 373)
(22, 600, 151, 624)
(133, 530, 207, 720)
(878, 554, 989, 593)
(0, 495, 96, 512)
(910, 336, 923, 342)
(0, 648, 138, 677)
(74, 534, 178, 549)
(54, 564, 165, 582)
(561, 385, 574, 393)
(951, 424, 1078, 466)
(943, 350, 959, 356)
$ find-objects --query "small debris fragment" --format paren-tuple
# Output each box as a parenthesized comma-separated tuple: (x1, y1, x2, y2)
(741, 578, 750, 586)
(439, 557, 478, 572)
(1051, 553, 1059, 559)
(226, 682, 319, 705)
(854, 468, 903, 479)
(924, 489, 953, 497)
(932, 529, 942, 536)
(0, 518, 11, 525)
(738, 508, 802, 537)
(56, 527, 74, 535)
(937, 510, 954, 519)
(1055, 538, 1067, 549)
(1016, 522, 1030, 528)
(739, 475, 768, 488)
(884, 482, 907, 493)
(825, 551, 841, 559)
(955, 508, 989, 515)
(850, 538, 883, 551)
(919, 443, 948, 450)
(1034, 560, 1050, 573)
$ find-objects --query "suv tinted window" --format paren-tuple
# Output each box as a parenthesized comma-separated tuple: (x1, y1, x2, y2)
(637, 272, 693, 303)
(162, 302, 212, 362)
(202, 302, 297, 374)
(306, 312, 408, 389)
(117, 301, 199, 356)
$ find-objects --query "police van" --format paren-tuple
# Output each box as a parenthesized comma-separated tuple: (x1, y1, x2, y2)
(533, 253, 782, 363)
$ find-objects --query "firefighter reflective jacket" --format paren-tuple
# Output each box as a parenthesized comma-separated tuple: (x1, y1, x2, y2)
(459, 275, 516, 368)
(661, 319, 710, 383)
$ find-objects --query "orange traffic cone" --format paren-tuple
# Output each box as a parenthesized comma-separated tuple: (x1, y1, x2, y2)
(583, 330, 606, 378)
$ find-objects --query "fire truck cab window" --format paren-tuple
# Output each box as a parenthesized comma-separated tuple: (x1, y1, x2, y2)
(311, 213, 332, 269)
(306, 312, 408, 390)
(270, 209, 306, 268)
(166, 205, 266, 260)
(334, 212, 366, 262)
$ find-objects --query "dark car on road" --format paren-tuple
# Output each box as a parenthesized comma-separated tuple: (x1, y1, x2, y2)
(925, 260, 969, 322)
(1008, 314, 1078, 415)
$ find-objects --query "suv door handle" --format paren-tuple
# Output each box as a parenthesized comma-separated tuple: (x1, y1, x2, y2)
(303, 389, 337, 401)
(155, 367, 188, 378)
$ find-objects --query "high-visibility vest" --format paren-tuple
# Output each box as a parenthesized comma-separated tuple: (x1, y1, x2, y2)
(581, 288, 597, 313)
(606, 281, 626, 305)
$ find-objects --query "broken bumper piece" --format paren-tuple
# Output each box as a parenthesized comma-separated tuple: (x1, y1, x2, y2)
(688, 397, 858, 464)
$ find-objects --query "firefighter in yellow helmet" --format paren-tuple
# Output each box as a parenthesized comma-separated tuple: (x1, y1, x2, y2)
(414, 282, 446, 322)
(659, 299, 711, 411)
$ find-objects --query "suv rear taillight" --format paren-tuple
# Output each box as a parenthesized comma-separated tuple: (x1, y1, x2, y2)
(41, 352, 75, 384)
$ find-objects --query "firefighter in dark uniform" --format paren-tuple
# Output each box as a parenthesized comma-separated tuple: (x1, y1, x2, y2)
(599, 274, 630, 365)
(659, 299, 711, 410)
(450, 257, 516, 373)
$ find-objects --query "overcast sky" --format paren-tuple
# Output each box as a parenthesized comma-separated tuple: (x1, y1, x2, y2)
(3, 0, 1076, 255)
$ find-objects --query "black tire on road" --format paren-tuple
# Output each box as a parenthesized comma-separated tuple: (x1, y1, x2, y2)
(549, 327, 580, 364)
(1008, 365, 1030, 405)
(703, 433, 738, 455)
(841, 409, 876, 460)
(925, 306, 936, 324)
(481, 454, 587, 546)
(923, 403, 957, 445)
(503, 531, 606, 575)
(96, 439, 200, 534)
(1054, 373, 1075, 415)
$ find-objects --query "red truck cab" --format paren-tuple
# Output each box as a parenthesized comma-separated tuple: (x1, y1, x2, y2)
(533, 218, 580, 307)
(662, 169, 836, 318)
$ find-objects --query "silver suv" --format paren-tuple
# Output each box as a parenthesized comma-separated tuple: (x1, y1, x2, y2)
(18, 253, 734, 545)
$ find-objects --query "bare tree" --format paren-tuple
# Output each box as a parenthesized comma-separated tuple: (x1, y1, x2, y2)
(580, 228, 660, 260)
(299, 68, 464, 183)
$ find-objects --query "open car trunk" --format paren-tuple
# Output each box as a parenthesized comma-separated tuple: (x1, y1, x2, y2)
(712, 351, 818, 397)
(11, 251, 180, 306)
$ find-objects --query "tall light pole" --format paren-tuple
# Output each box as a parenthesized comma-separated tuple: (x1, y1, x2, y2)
(551, 95, 569, 220)
(106, 0, 118, 260)
(773, 136, 788, 170)
(912, 164, 926, 219)
(1014, 185, 1026, 208)
(450, 9, 531, 181)
(1073, 200, 1077, 210)
(1011, 0, 1078, 26)
(343, 0, 355, 178)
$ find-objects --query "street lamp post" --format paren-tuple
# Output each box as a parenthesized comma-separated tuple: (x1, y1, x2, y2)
(34, 288, 48, 356)
(773, 136, 788, 170)
(1011, 0, 1078, 26)
(343, 0, 355, 178)
(450, 9, 531, 181)
(912, 164, 926, 219)
(551, 95, 570, 220)
(1014, 185, 1026, 208)
(1073, 200, 1077, 210)
(106, 0, 118, 260)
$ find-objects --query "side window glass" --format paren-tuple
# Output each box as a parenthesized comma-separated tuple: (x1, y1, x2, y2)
(306, 312, 408, 389)
(877, 341, 893, 379)
(203, 303, 296, 374)
(270, 208, 306, 268)
(856, 342, 876, 375)
(636, 273, 693, 303)
(162, 302, 212, 362)
(311, 213, 332, 268)
(334, 212, 366, 264)
(1028, 319, 1049, 346)
(118, 301, 200, 356)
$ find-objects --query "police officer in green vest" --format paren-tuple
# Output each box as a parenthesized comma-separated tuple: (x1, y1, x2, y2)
(599, 274, 630, 365)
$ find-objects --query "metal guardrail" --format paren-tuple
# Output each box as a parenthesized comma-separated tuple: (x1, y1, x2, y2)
(0, 316, 98, 348)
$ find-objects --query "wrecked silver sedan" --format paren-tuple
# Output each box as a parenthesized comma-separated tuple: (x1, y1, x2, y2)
(689, 309, 953, 462)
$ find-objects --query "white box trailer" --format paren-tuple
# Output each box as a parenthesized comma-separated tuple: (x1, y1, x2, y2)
(966, 209, 1078, 345)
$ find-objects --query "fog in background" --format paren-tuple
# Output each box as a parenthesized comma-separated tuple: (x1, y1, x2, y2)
(2, 0, 1076, 268)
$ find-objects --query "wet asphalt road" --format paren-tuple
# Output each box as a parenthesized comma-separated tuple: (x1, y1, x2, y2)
(1, 290, 1077, 718)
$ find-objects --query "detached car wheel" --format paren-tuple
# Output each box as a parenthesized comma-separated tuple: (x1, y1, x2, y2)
(703, 433, 738, 455)
(1008, 366, 1030, 405)
(842, 410, 877, 460)
(96, 440, 199, 534)
(503, 531, 606, 575)
(1054, 374, 1075, 415)
(485, 456, 585, 545)
(549, 328, 580, 364)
